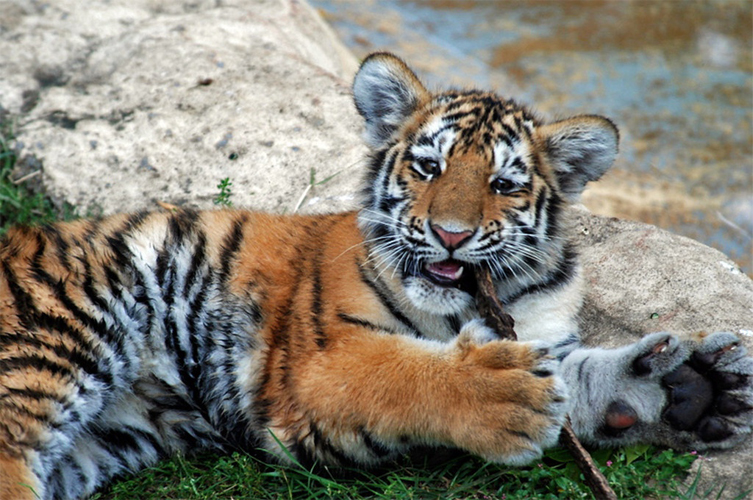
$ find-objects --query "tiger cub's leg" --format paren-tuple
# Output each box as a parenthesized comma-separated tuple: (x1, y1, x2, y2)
(262, 320, 569, 467)
(562, 331, 753, 449)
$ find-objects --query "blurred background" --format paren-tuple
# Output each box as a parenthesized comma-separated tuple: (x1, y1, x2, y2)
(310, 0, 752, 275)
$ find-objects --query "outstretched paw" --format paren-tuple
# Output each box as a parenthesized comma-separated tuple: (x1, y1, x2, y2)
(564, 331, 753, 450)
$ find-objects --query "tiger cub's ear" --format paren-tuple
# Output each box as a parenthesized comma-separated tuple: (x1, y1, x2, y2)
(353, 52, 429, 148)
(535, 115, 619, 201)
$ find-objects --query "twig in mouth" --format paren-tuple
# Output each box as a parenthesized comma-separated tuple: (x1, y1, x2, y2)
(473, 266, 617, 500)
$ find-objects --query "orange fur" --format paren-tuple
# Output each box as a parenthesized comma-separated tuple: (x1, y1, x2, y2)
(0, 453, 38, 500)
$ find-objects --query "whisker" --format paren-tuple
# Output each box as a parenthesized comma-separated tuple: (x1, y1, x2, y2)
(330, 234, 396, 262)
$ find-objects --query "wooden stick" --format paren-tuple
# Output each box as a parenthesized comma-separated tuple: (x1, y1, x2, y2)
(473, 267, 617, 500)
(474, 267, 516, 341)
(559, 417, 618, 500)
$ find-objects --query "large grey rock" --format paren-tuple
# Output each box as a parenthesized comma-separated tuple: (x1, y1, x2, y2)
(577, 209, 753, 349)
(1, 0, 365, 215)
(1, 0, 752, 497)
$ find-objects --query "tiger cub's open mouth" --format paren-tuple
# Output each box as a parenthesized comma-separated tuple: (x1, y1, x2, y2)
(421, 259, 478, 295)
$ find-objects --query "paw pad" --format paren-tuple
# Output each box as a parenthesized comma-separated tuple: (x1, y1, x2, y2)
(603, 400, 638, 436)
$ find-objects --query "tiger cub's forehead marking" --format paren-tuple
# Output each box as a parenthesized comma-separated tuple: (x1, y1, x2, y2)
(410, 94, 537, 180)
(409, 114, 457, 163)
(492, 140, 532, 179)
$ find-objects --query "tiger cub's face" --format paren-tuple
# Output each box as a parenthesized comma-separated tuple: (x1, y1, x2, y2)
(353, 53, 618, 316)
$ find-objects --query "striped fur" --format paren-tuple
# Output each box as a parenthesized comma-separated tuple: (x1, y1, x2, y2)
(2, 53, 751, 499)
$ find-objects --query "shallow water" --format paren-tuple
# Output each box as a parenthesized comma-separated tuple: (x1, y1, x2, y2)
(312, 0, 752, 274)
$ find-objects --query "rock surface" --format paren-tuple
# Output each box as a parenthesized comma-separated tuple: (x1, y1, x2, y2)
(1, 0, 365, 215)
(1, 0, 752, 497)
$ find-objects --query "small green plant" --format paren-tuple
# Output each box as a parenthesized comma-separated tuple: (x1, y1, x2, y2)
(214, 177, 234, 207)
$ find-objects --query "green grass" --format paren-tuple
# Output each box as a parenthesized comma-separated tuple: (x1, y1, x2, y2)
(0, 111, 76, 235)
(87, 445, 716, 500)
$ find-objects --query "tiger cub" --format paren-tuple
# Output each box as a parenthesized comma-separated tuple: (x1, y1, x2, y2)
(1, 52, 752, 500)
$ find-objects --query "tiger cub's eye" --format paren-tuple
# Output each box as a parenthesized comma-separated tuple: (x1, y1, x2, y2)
(415, 158, 441, 178)
(490, 177, 518, 195)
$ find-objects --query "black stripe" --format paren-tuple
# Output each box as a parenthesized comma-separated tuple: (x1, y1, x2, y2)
(218, 213, 248, 286)
(359, 427, 393, 458)
(47, 467, 66, 500)
(447, 314, 463, 335)
(104, 265, 123, 298)
(57, 458, 85, 499)
(155, 244, 170, 290)
(364, 148, 387, 189)
(504, 244, 578, 304)
(1, 260, 39, 330)
(92, 426, 166, 459)
(41, 224, 73, 273)
(533, 186, 548, 229)
(499, 122, 520, 143)
(161, 218, 182, 364)
(2, 386, 62, 402)
(552, 333, 580, 360)
(0, 354, 76, 379)
(81, 250, 112, 315)
(168, 209, 200, 244)
(378, 150, 398, 202)
(336, 312, 399, 334)
(497, 133, 514, 149)
(310, 253, 327, 349)
(357, 263, 419, 335)
(510, 430, 533, 442)
(0, 330, 101, 380)
(172, 276, 212, 431)
(81, 218, 103, 245)
(28, 234, 125, 357)
(104, 211, 150, 268)
(183, 231, 207, 299)
(0, 395, 55, 421)
(297, 420, 357, 468)
(1, 255, 110, 385)
(545, 191, 563, 239)
(120, 211, 150, 235)
(574, 357, 594, 406)
(32, 313, 101, 367)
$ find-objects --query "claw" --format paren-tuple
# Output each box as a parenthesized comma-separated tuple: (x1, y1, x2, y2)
(634, 340, 670, 375)
(654, 342, 669, 354)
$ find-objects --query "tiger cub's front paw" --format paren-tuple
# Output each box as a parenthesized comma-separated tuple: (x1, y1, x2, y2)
(448, 322, 569, 465)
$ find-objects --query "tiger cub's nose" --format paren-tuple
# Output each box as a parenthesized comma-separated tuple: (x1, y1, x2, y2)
(430, 224, 474, 250)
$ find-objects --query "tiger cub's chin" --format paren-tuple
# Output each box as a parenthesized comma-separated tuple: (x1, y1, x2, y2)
(403, 274, 474, 316)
